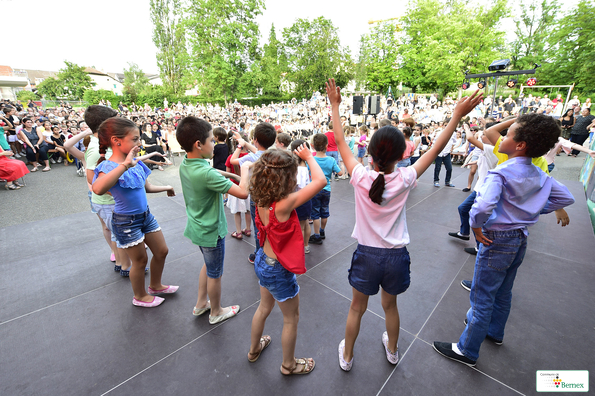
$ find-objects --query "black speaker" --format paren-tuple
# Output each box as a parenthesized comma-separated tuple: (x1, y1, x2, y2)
(353, 96, 364, 115)
(370, 95, 381, 115)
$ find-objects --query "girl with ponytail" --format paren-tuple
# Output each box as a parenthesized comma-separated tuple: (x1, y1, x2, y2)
(326, 79, 482, 371)
(92, 117, 178, 308)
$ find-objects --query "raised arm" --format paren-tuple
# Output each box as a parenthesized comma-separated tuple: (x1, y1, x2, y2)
(326, 78, 359, 175)
(92, 146, 141, 195)
(64, 129, 92, 161)
(485, 116, 515, 146)
(413, 90, 482, 177)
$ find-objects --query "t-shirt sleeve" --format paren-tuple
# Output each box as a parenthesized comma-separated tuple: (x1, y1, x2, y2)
(85, 145, 99, 170)
(225, 155, 232, 169)
(350, 163, 365, 185)
(206, 168, 233, 193)
(333, 160, 341, 173)
(238, 152, 256, 166)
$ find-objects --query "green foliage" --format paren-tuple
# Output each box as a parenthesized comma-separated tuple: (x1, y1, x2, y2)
(358, 22, 401, 94)
(123, 62, 151, 102)
(58, 61, 95, 100)
(37, 77, 62, 100)
(398, 0, 508, 95)
(541, 0, 595, 94)
(283, 17, 354, 99)
(185, 0, 264, 104)
(510, 0, 556, 71)
(150, 0, 190, 95)
(17, 90, 40, 102)
(83, 89, 119, 108)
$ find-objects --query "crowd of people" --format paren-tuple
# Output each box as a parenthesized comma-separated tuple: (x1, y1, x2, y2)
(0, 81, 593, 375)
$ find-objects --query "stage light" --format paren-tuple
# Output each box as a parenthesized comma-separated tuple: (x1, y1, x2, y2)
(462, 81, 470, 90)
(488, 59, 511, 72)
(526, 77, 537, 86)
(477, 80, 486, 89)
(506, 79, 517, 88)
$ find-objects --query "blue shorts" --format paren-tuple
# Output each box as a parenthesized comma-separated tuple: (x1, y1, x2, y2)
(311, 189, 330, 220)
(199, 237, 226, 279)
(254, 249, 299, 302)
(295, 200, 312, 221)
(88, 190, 97, 214)
(91, 201, 117, 242)
(357, 146, 366, 158)
(348, 244, 411, 296)
(111, 208, 161, 249)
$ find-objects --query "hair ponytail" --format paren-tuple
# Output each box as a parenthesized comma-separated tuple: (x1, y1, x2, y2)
(367, 126, 406, 205)
(369, 172, 386, 204)
(97, 146, 107, 165)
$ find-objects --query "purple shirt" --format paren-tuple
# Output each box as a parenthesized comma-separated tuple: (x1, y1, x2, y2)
(470, 156, 574, 235)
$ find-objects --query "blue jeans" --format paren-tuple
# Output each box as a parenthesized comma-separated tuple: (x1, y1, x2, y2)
(250, 200, 260, 254)
(457, 229, 527, 361)
(326, 151, 340, 176)
(396, 158, 411, 168)
(458, 191, 477, 236)
(548, 163, 555, 173)
(434, 154, 452, 183)
(310, 189, 331, 220)
(199, 237, 225, 278)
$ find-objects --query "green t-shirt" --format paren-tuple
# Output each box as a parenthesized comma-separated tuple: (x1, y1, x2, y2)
(85, 136, 115, 205)
(179, 156, 233, 247)
(0, 127, 10, 150)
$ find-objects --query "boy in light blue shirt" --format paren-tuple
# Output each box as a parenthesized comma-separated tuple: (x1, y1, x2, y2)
(434, 113, 575, 367)
(309, 133, 342, 245)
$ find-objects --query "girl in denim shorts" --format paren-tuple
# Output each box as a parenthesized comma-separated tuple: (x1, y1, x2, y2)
(246, 145, 326, 376)
(92, 117, 178, 308)
(326, 78, 482, 371)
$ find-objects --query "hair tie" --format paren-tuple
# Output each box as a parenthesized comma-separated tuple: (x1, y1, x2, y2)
(378, 171, 385, 175)
(99, 153, 106, 157)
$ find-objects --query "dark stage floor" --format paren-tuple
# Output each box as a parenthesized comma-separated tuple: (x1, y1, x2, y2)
(1, 164, 594, 396)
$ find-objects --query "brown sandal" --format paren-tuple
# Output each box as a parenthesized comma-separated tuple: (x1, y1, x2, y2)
(248, 335, 271, 363)
(280, 357, 315, 375)
(231, 231, 243, 240)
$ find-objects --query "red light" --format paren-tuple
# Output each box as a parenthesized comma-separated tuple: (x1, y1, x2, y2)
(526, 78, 537, 86)
(462, 82, 470, 90)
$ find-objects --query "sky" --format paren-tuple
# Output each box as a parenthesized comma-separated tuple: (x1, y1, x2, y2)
(0, 0, 579, 75)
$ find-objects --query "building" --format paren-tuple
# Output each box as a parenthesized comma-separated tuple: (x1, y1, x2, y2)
(83, 67, 123, 96)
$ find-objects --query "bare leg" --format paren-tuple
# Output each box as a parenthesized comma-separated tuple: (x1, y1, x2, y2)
(381, 288, 399, 353)
(97, 215, 113, 254)
(300, 220, 310, 247)
(343, 287, 370, 362)
(244, 212, 251, 232)
(125, 243, 150, 301)
(248, 286, 275, 358)
(321, 217, 328, 231)
(277, 294, 302, 372)
(313, 219, 321, 234)
(467, 163, 477, 189)
(196, 264, 209, 309)
(117, 245, 132, 271)
(144, 230, 169, 290)
(234, 212, 242, 234)
(206, 276, 227, 316)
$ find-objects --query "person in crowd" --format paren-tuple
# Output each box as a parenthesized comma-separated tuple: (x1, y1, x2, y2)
(18, 117, 51, 172)
(0, 146, 29, 190)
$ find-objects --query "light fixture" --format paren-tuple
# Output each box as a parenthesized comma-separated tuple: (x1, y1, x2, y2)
(462, 81, 470, 90)
(506, 79, 518, 88)
(477, 80, 486, 89)
(526, 77, 537, 86)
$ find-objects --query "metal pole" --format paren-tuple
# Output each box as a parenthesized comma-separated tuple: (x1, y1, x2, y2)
(562, 83, 575, 115)
(490, 76, 499, 117)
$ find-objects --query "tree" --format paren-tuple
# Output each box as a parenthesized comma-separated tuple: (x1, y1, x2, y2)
(185, 0, 264, 104)
(541, 0, 595, 94)
(510, 0, 557, 71)
(37, 77, 62, 100)
(358, 22, 401, 94)
(16, 90, 40, 102)
(398, 0, 508, 94)
(123, 62, 151, 102)
(259, 24, 288, 97)
(150, 0, 190, 95)
(283, 17, 354, 99)
(57, 61, 95, 100)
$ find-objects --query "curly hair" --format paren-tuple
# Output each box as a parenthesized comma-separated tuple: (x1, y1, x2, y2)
(513, 113, 561, 158)
(249, 149, 298, 208)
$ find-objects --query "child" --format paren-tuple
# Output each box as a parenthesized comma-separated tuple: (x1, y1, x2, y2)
(290, 139, 313, 253)
(212, 126, 229, 172)
(275, 132, 292, 150)
(325, 78, 482, 371)
(226, 132, 252, 240)
(396, 126, 415, 168)
(356, 125, 368, 164)
(308, 133, 343, 245)
(230, 123, 278, 264)
(246, 145, 326, 375)
(176, 116, 250, 324)
(433, 113, 575, 367)
(92, 117, 177, 308)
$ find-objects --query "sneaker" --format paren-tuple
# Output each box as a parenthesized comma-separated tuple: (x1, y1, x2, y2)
(320, 229, 325, 239)
(434, 182, 440, 187)
(50, 158, 56, 164)
(432, 341, 476, 367)
(14, 153, 21, 158)
(304, 246, 310, 254)
(338, 339, 353, 371)
(248, 253, 255, 264)
(57, 157, 62, 163)
(463, 319, 503, 345)
(460, 279, 472, 292)
(382, 331, 399, 364)
(464, 247, 478, 255)
(308, 235, 323, 245)
(448, 231, 470, 241)
(445, 182, 455, 187)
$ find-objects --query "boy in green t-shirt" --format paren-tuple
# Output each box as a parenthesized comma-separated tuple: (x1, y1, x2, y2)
(177, 116, 251, 325)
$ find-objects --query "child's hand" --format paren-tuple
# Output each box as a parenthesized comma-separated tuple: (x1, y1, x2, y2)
(453, 90, 483, 119)
(555, 208, 570, 227)
(124, 145, 141, 168)
(166, 186, 175, 197)
(325, 78, 342, 107)
(233, 131, 246, 147)
(472, 227, 492, 246)
(294, 143, 312, 161)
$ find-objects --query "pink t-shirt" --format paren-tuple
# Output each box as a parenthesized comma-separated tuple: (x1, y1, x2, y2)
(350, 163, 417, 248)
(358, 135, 367, 148)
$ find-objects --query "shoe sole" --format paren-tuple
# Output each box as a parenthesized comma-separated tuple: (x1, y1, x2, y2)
(432, 344, 476, 367)
(460, 281, 471, 292)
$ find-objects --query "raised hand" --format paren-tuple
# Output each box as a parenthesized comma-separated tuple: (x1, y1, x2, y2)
(294, 143, 313, 161)
(453, 90, 483, 119)
(325, 78, 342, 106)
(124, 145, 142, 168)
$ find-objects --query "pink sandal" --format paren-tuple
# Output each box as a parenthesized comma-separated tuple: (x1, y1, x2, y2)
(231, 231, 243, 240)
(242, 229, 251, 237)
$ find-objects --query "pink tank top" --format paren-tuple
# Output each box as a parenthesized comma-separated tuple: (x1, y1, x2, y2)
(255, 202, 306, 274)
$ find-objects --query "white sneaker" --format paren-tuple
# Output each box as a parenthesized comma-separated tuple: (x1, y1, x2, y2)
(304, 246, 310, 254)
(338, 339, 353, 371)
(16, 153, 22, 158)
(50, 158, 56, 164)
(382, 331, 399, 364)
(57, 157, 62, 163)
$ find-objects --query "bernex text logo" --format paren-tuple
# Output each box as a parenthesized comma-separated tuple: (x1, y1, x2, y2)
(536, 370, 589, 392)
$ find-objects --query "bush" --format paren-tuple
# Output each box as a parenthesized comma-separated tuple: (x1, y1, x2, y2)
(83, 89, 120, 108)
(16, 90, 40, 102)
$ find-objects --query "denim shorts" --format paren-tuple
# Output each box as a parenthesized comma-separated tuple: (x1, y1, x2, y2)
(295, 199, 312, 221)
(254, 249, 299, 302)
(88, 190, 97, 213)
(199, 237, 225, 279)
(311, 189, 330, 220)
(348, 244, 411, 296)
(357, 146, 366, 158)
(91, 201, 117, 242)
(111, 208, 161, 249)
